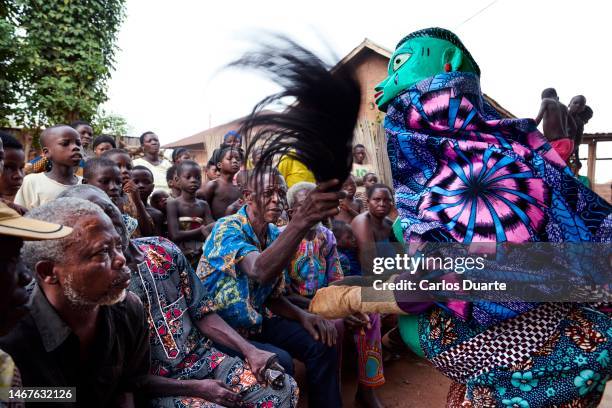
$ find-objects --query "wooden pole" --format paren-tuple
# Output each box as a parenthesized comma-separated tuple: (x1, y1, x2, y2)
(587, 141, 597, 185)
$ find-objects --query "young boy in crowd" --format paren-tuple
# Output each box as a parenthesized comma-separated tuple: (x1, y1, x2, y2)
(356, 172, 378, 209)
(132, 165, 166, 236)
(352, 144, 374, 180)
(205, 160, 220, 182)
(166, 160, 215, 268)
(224, 169, 249, 216)
(166, 165, 181, 198)
(15, 125, 82, 210)
(204, 160, 220, 182)
(92, 135, 116, 157)
(331, 220, 362, 277)
(99, 149, 155, 237)
(171, 147, 192, 164)
(335, 175, 363, 224)
(150, 190, 169, 215)
(198, 146, 242, 220)
(0, 132, 26, 204)
(71, 120, 94, 158)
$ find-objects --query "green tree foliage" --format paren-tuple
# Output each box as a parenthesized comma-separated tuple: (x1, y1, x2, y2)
(0, 1, 24, 126)
(10, 0, 126, 127)
(93, 108, 130, 136)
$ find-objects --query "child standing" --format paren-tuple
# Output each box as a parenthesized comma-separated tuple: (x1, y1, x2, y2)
(204, 161, 220, 182)
(198, 147, 242, 220)
(171, 147, 192, 164)
(331, 220, 362, 277)
(166, 165, 181, 198)
(166, 160, 214, 268)
(150, 190, 169, 215)
(356, 172, 378, 209)
(133, 165, 166, 236)
(335, 175, 363, 224)
(71, 121, 94, 159)
(100, 149, 155, 237)
(15, 125, 82, 209)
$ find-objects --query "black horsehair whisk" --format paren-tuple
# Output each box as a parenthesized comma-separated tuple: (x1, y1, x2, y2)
(228, 34, 362, 189)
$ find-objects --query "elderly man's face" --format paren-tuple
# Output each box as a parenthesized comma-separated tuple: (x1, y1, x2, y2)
(55, 215, 129, 306)
(71, 189, 144, 270)
(246, 173, 286, 223)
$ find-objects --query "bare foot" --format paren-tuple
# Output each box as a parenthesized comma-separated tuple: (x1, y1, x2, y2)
(356, 385, 385, 408)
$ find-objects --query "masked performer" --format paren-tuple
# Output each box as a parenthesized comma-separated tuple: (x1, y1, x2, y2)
(309, 28, 611, 407)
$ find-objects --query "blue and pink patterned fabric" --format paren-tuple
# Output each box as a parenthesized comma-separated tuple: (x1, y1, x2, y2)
(385, 72, 611, 246)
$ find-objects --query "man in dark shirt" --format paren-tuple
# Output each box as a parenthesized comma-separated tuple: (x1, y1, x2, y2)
(58, 184, 299, 407)
(0, 198, 150, 407)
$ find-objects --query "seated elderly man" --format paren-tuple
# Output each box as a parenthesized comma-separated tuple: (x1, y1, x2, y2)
(58, 184, 298, 408)
(0, 198, 150, 407)
(197, 171, 344, 407)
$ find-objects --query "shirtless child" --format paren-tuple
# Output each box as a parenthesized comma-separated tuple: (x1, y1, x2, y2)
(167, 160, 215, 268)
(197, 146, 242, 220)
(335, 175, 363, 224)
(535, 88, 574, 162)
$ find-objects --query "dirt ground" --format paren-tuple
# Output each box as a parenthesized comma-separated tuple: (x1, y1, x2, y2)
(295, 348, 451, 407)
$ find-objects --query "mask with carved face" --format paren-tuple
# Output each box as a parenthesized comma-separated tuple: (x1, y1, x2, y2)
(375, 27, 480, 112)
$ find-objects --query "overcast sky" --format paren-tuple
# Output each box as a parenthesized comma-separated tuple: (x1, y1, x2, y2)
(105, 0, 611, 146)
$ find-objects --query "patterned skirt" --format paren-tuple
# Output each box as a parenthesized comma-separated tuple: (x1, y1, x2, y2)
(419, 306, 611, 407)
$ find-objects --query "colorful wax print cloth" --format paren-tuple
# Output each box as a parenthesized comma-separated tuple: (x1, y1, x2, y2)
(421, 305, 611, 407)
(385, 71, 611, 326)
(196, 205, 285, 335)
(354, 313, 385, 388)
(384, 72, 611, 246)
(151, 356, 299, 408)
(286, 225, 343, 298)
(130, 237, 220, 379)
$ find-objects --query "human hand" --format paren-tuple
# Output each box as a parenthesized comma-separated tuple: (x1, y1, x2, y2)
(192, 379, 242, 407)
(244, 347, 279, 383)
(343, 312, 370, 330)
(1, 199, 27, 215)
(299, 312, 337, 347)
(123, 179, 141, 203)
(293, 179, 345, 228)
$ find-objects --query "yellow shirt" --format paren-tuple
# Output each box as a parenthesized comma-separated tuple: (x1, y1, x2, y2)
(277, 155, 315, 188)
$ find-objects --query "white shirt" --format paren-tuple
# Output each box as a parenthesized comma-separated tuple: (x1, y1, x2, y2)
(14, 172, 82, 210)
(132, 158, 172, 192)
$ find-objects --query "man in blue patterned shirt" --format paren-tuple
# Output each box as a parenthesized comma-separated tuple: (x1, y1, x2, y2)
(198, 172, 344, 407)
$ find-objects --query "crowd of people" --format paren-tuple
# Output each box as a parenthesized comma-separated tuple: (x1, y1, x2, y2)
(0, 123, 402, 408)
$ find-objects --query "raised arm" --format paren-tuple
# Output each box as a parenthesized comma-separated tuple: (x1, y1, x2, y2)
(238, 180, 344, 284)
(535, 99, 549, 126)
